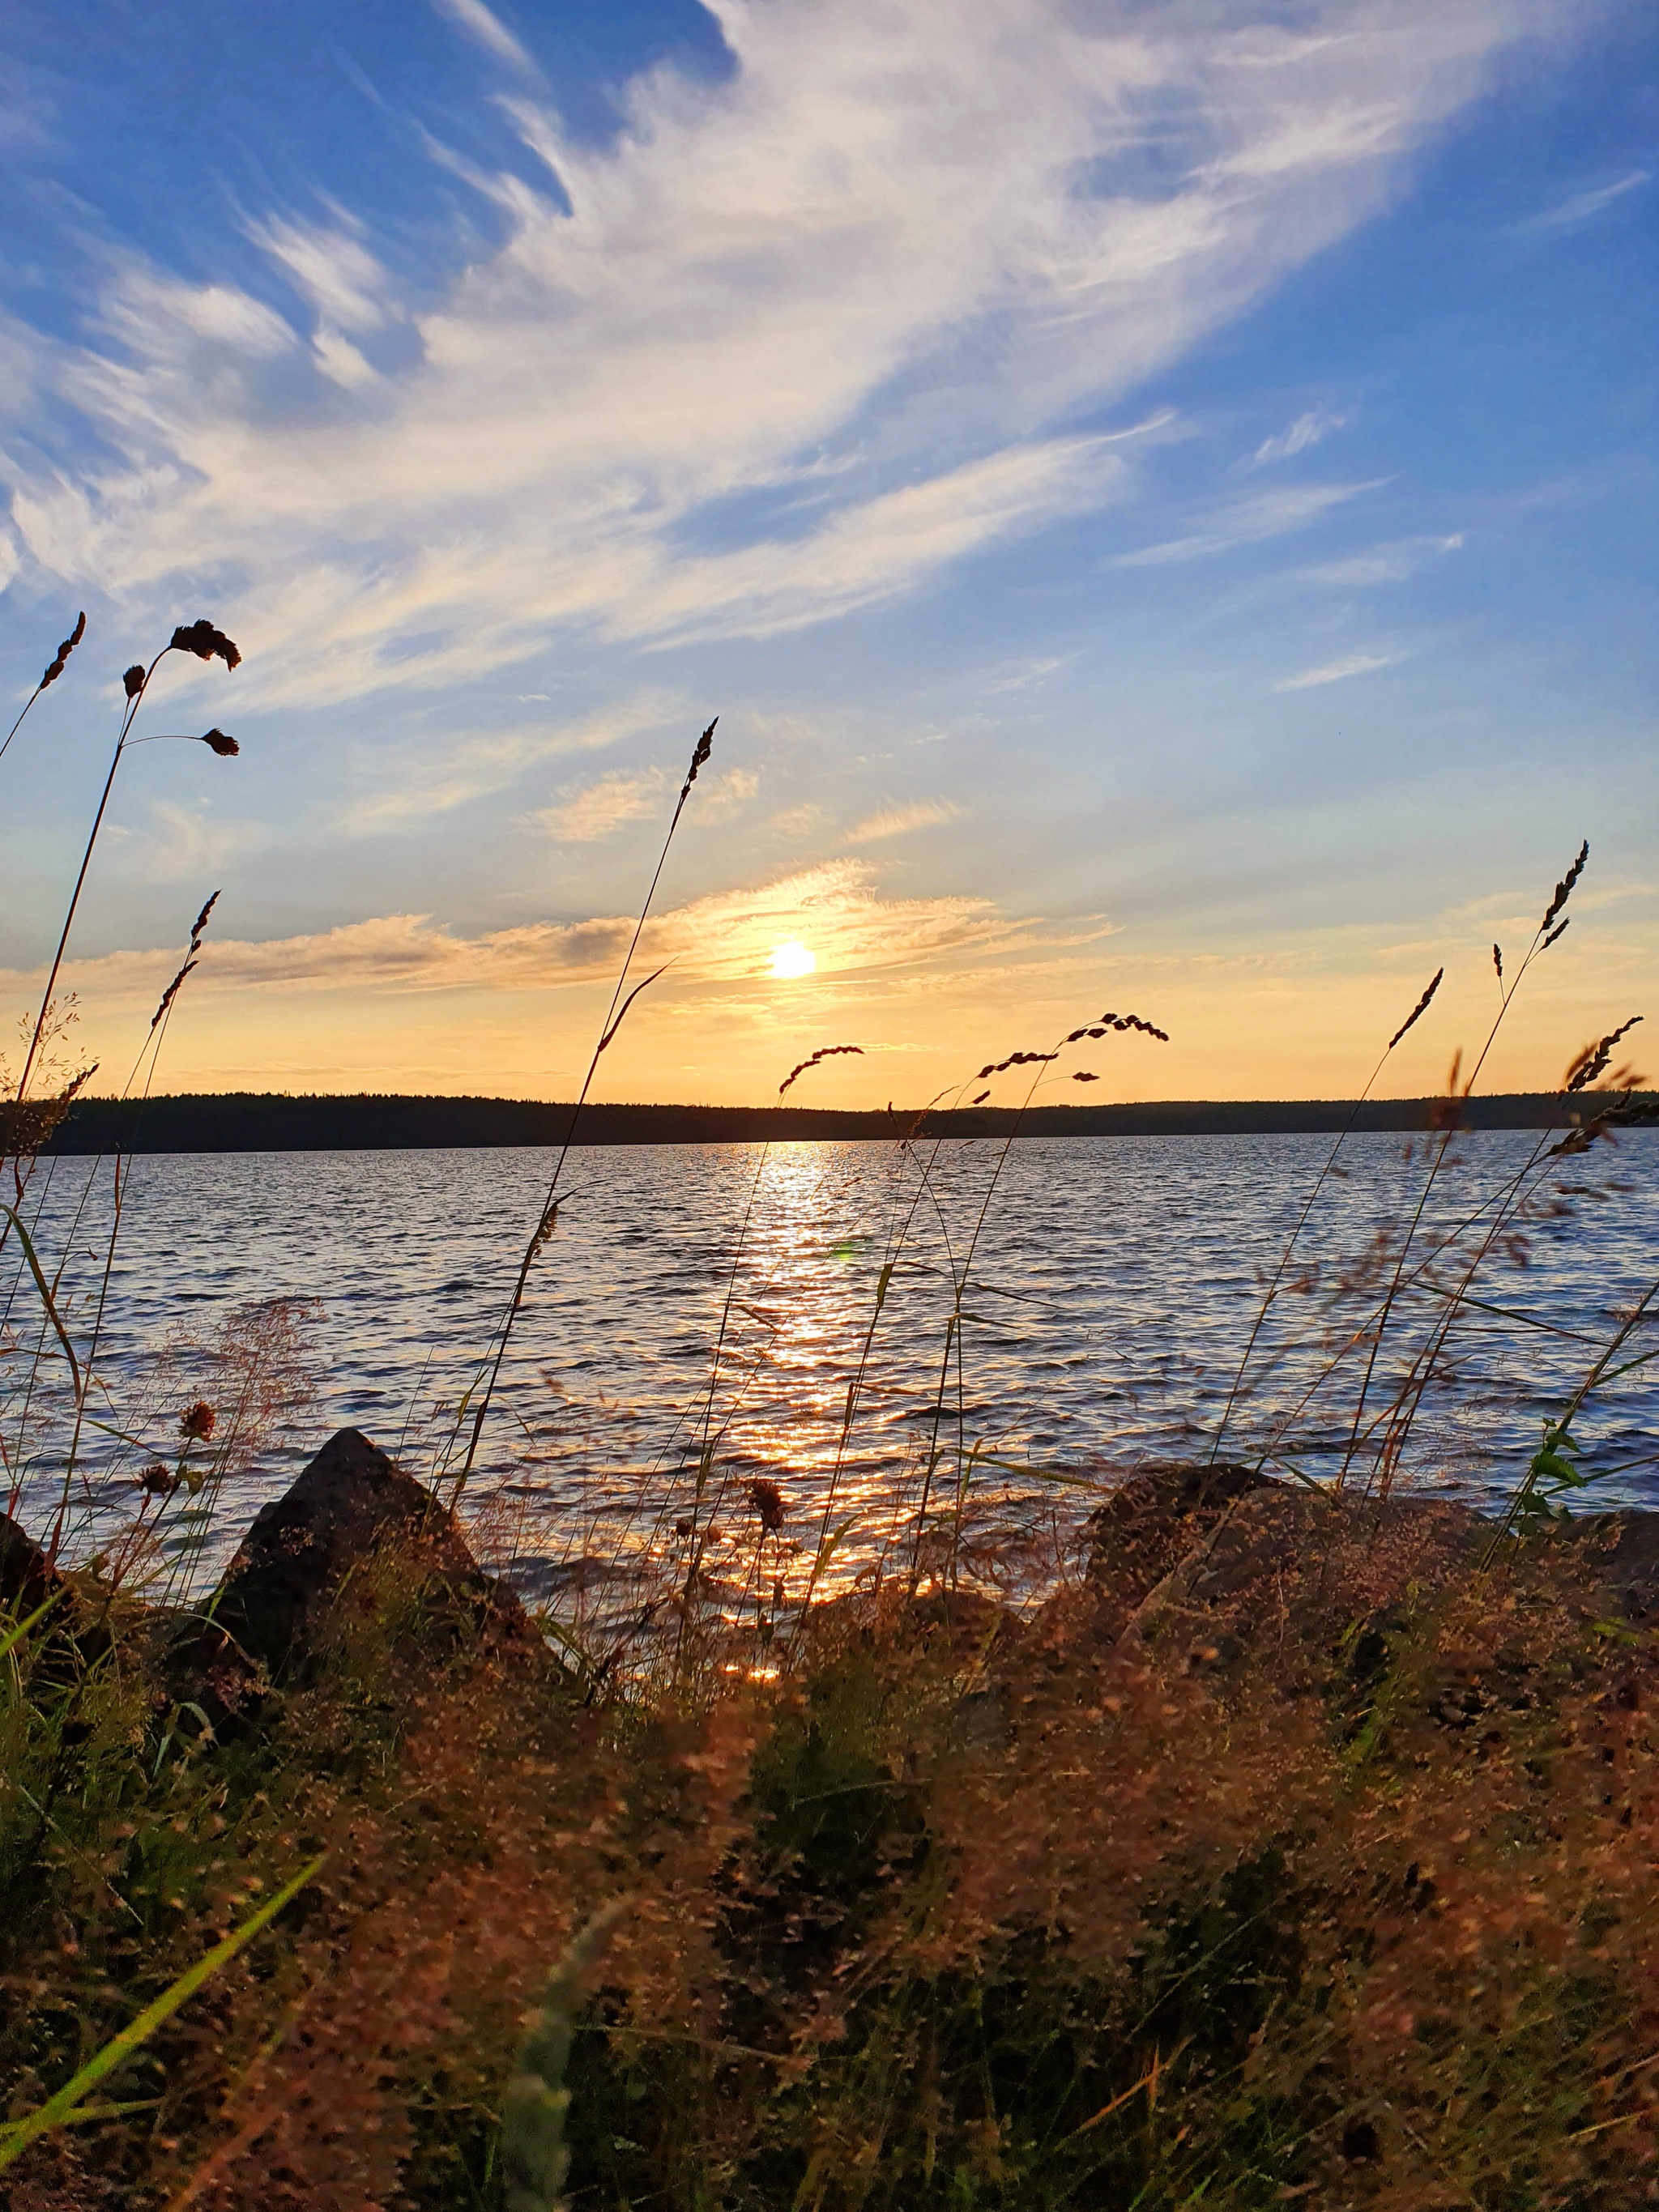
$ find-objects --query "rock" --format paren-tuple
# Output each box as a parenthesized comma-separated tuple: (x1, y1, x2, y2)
(1080, 1464, 1659, 1653)
(1082, 1461, 1277, 1609)
(202, 1426, 556, 1689)
(903, 1585, 1024, 1656)
(1549, 1509, 1659, 1626)
(1154, 1481, 1482, 1632)
(0, 1511, 58, 1619)
(0, 1512, 117, 1683)
(1070, 1463, 1493, 1660)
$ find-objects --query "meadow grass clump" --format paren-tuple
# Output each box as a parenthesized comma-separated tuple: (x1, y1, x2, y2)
(8, 1482, 1657, 2209)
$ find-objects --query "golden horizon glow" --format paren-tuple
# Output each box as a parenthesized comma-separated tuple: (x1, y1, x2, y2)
(769, 939, 817, 980)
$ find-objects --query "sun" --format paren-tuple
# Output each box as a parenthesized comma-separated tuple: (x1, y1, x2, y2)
(769, 939, 817, 980)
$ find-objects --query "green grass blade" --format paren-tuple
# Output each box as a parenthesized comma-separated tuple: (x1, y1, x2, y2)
(964, 1451, 1107, 1488)
(810, 1511, 861, 1579)
(2, 1203, 83, 1404)
(0, 1855, 323, 2172)
(503, 1896, 631, 2212)
(0, 1588, 64, 1664)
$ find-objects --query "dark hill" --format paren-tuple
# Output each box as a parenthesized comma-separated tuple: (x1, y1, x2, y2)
(41, 1089, 1648, 1154)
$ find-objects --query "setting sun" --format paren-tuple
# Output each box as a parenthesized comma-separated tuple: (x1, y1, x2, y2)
(769, 939, 817, 980)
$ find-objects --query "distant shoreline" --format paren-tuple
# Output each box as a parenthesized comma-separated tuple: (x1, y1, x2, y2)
(43, 1089, 1652, 1154)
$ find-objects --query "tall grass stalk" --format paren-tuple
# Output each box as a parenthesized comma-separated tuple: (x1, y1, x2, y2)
(10, 626, 238, 1120)
(2, 619, 236, 1577)
(1334, 842, 1589, 1490)
(450, 718, 715, 1493)
(0, 612, 84, 774)
(904, 1012, 1169, 1589)
(1484, 1274, 1659, 1552)
(1208, 965, 1443, 1467)
(35, 895, 227, 1560)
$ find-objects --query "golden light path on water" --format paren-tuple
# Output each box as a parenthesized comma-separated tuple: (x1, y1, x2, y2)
(9, 1135, 1659, 1640)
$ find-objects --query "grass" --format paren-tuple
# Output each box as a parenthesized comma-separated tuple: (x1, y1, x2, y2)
(2, 610, 1659, 2206)
(2, 1491, 1657, 2208)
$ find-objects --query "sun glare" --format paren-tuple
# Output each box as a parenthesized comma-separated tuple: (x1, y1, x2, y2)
(769, 939, 817, 980)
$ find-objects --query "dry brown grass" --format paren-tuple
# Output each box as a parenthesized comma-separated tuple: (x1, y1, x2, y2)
(5, 1483, 1659, 2210)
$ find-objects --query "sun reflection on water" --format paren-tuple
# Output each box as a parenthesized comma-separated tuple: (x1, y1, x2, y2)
(17, 1134, 1659, 1644)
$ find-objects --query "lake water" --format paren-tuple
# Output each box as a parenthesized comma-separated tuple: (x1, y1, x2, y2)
(6, 1132, 1657, 1612)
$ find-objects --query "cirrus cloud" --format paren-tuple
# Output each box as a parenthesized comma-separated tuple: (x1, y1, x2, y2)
(0, 0, 1575, 710)
(536, 765, 667, 842)
(845, 799, 963, 844)
(1274, 649, 1401, 690)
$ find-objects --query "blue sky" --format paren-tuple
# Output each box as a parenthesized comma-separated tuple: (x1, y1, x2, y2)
(1, 0, 1654, 1106)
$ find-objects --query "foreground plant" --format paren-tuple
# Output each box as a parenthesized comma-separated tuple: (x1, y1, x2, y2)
(2, 616, 244, 1557)
(6, 1452, 1658, 2210)
(0, 612, 85, 772)
(450, 715, 716, 1489)
(0, 1856, 322, 2178)
(6, 618, 241, 1132)
(502, 1899, 632, 2212)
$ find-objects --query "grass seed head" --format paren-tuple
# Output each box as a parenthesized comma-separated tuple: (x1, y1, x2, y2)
(778, 1042, 863, 1097)
(1564, 1016, 1643, 1094)
(1540, 837, 1588, 933)
(189, 889, 221, 946)
(39, 612, 86, 689)
(1388, 967, 1443, 1051)
(1098, 1012, 1171, 1042)
(975, 1048, 1059, 1079)
(680, 714, 718, 795)
(747, 1477, 785, 1532)
(149, 958, 198, 1031)
(171, 618, 242, 671)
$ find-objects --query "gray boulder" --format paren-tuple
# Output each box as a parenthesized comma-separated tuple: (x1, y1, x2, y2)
(201, 1426, 555, 1689)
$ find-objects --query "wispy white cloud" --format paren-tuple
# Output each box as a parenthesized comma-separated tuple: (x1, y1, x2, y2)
(134, 799, 269, 881)
(252, 214, 390, 332)
(1518, 168, 1650, 233)
(1115, 480, 1383, 566)
(1250, 405, 1350, 467)
(312, 328, 380, 390)
(97, 267, 296, 360)
(336, 691, 681, 833)
(693, 767, 760, 825)
(429, 0, 536, 75)
(981, 653, 1078, 694)
(536, 765, 666, 842)
(1296, 533, 1463, 586)
(0, 0, 1571, 705)
(846, 799, 962, 844)
(1274, 649, 1400, 690)
(623, 439, 1125, 645)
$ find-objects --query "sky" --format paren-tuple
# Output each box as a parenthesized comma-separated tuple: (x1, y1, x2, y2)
(0, 0, 1654, 1110)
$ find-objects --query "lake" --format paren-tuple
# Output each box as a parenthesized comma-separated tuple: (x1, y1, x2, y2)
(6, 1131, 1656, 1609)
